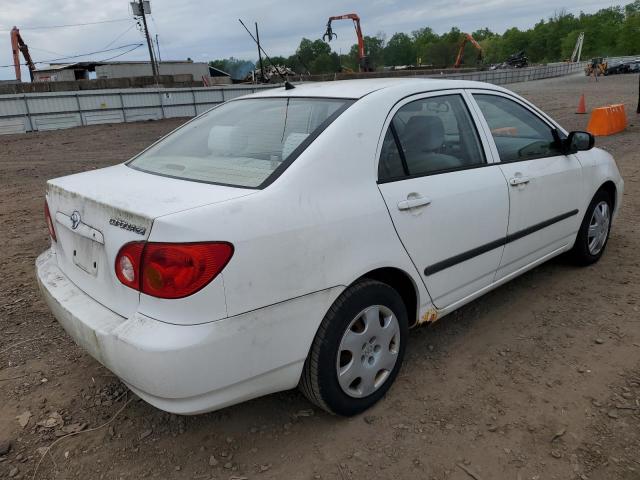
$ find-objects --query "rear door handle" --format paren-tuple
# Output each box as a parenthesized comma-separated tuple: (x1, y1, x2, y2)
(509, 176, 531, 186)
(397, 196, 432, 210)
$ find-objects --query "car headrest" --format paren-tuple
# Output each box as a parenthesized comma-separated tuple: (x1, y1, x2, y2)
(403, 116, 445, 152)
(208, 125, 247, 155)
(282, 132, 310, 159)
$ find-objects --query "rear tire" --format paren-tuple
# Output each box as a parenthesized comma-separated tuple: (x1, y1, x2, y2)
(570, 189, 613, 265)
(300, 279, 408, 416)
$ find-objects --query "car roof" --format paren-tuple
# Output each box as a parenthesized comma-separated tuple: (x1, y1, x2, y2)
(246, 78, 508, 99)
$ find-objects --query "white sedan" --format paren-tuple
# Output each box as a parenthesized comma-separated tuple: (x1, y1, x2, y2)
(37, 79, 623, 416)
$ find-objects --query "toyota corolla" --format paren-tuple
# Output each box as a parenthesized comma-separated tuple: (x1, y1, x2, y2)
(37, 79, 623, 416)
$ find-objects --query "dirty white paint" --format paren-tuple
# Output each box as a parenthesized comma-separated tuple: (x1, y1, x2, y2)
(36, 78, 624, 415)
(37, 249, 344, 414)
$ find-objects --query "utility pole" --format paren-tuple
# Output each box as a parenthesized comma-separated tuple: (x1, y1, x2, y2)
(135, 0, 159, 81)
(255, 22, 265, 83)
(155, 34, 162, 63)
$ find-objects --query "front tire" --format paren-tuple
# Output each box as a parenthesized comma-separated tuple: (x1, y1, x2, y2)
(300, 279, 408, 416)
(571, 189, 613, 265)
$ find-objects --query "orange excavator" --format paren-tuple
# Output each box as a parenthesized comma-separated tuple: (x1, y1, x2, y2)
(323, 13, 372, 72)
(11, 26, 36, 81)
(453, 32, 483, 68)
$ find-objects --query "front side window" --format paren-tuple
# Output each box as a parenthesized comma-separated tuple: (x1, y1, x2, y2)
(378, 94, 485, 181)
(129, 98, 349, 188)
(473, 94, 563, 162)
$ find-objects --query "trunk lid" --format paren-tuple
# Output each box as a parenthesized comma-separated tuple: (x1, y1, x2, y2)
(46, 164, 254, 318)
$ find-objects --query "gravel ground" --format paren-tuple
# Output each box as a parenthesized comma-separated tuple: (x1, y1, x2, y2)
(1, 73, 639, 480)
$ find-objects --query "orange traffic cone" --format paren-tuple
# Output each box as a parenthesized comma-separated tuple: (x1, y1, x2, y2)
(576, 93, 587, 114)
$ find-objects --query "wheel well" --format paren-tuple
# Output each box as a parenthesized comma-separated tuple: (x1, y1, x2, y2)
(358, 268, 419, 327)
(598, 181, 617, 210)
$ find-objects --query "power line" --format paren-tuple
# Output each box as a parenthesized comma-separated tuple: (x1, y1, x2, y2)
(0, 18, 131, 31)
(103, 22, 137, 49)
(96, 44, 144, 62)
(0, 43, 144, 68)
(28, 46, 69, 58)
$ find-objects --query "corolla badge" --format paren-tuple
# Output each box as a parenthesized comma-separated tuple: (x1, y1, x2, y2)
(109, 218, 146, 236)
(70, 211, 81, 230)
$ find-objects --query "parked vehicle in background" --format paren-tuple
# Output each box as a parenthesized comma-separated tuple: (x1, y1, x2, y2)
(37, 78, 623, 416)
(606, 60, 631, 75)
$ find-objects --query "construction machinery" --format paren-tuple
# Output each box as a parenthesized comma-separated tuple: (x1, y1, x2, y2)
(570, 32, 584, 62)
(585, 57, 607, 77)
(323, 13, 372, 72)
(10, 27, 36, 82)
(453, 33, 483, 68)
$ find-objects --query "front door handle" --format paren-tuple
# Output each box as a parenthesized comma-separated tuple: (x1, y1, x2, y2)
(509, 176, 531, 186)
(397, 196, 432, 210)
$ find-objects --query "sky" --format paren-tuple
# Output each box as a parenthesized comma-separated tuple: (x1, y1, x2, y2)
(0, 0, 620, 80)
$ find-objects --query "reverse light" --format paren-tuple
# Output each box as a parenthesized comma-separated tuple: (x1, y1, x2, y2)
(115, 242, 144, 290)
(115, 242, 234, 299)
(44, 200, 56, 242)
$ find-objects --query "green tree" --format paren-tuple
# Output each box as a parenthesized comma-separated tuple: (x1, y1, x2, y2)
(472, 28, 496, 41)
(560, 30, 582, 61)
(412, 27, 438, 65)
(384, 33, 416, 66)
(626, 0, 640, 15)
(213, 1, 640, 75)
(348, 35, 385, 69)
(296, 38, 332, 67)
(618, 6, 640, 54)
(310, 52, 341, 74)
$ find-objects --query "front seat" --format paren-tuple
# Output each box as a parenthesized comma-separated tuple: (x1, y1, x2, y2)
(402, 116, 463, 173)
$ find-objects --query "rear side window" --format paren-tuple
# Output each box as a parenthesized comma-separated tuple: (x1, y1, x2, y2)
(378, 94, 485, 181)
(129, 98, 350, 188)
(473, 94, 563, 162)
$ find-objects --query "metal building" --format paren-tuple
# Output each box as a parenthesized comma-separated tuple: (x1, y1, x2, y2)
(95, 61, 210, 80)
(33, 60, 212, 82)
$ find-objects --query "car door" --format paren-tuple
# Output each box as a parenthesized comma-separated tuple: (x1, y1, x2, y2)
(377, 91, 509, 309)
(469, 92, 583, 280)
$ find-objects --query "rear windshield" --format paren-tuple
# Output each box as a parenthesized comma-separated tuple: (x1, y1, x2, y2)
(128, 97, 350, 188)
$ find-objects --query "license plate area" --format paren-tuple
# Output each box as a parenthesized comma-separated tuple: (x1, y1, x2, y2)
(71, 234, 101, 276)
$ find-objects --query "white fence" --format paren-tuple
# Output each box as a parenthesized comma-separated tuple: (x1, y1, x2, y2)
(0, 62, 586, 135)
(417, 62, 586, 84)
(0, 85, 276, 135)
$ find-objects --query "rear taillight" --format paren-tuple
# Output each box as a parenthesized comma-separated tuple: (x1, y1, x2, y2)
(115, 242, 233, 299)
(44, 200, 56, 242)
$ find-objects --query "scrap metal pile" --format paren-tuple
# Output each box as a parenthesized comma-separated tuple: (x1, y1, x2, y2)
(246, 64, 295, 83)
(491, 51, 529, 70)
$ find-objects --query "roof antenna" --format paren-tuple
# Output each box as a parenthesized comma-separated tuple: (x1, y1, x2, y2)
(238, 19, 295, 90)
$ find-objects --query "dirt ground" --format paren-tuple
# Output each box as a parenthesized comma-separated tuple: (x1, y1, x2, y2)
(1, 73, 639, 480)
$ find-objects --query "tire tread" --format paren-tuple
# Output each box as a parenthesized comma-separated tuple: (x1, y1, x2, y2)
(570, 189, 612, 266)
(300, 279, 389, 415)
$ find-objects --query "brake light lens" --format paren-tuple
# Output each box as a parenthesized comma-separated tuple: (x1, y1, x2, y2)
(115, 242, 233, 299)
(44, 200, 56, 242)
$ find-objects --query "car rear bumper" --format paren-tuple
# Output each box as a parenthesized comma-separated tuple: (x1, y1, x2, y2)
(36, 248, 343, 414)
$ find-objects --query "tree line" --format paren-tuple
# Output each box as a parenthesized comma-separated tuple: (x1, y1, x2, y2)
(211, 1, 640, 78)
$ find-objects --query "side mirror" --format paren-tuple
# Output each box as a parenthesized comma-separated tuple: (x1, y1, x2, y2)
(565, 131, 595, 154)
